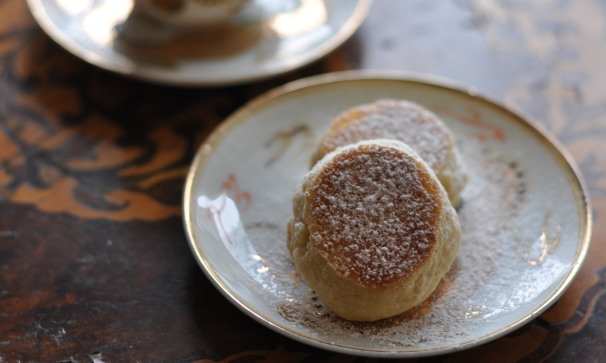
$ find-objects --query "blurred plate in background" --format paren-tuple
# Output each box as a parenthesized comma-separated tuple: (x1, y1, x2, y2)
(27, 0, 371, 86)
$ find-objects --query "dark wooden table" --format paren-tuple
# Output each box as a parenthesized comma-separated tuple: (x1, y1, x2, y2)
(1, 0, 605, 362)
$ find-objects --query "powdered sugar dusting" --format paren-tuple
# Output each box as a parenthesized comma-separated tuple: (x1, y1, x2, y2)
(264, 144, 523, 347)
(197, 135, 565, 349)
(191, 86, 583, 353)
(321, 100, 451, 171)
(307, 144, 442, 287)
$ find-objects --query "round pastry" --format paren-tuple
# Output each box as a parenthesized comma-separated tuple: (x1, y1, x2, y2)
(311, 99, 467, 208)
(288, 139, 461, 322)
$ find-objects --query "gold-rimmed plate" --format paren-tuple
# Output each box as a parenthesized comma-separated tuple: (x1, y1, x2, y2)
(183, 71, 591, 357)
(26, 0, 371, 86)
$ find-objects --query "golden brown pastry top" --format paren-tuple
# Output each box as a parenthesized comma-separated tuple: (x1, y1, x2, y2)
(306, 143, 443, 289)
(318, 100, 452, 172)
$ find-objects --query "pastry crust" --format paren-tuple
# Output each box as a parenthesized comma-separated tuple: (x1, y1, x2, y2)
(289, 139, 461, 321)
(312, 100, 467, 208)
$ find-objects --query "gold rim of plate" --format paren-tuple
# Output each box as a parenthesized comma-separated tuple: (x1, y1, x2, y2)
(182, 70, 592, 357)
(26, 0, 373, 86)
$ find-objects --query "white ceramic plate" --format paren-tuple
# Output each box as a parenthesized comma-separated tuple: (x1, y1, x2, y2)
(183, 71, 591, 357)
(27, 0, 371, 86)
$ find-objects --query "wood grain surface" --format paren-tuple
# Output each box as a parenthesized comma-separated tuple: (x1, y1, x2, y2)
(1, 0, 605, 362)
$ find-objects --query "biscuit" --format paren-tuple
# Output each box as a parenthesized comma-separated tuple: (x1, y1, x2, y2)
(312, 100, 467, 208)
(289, 139, 461, 321)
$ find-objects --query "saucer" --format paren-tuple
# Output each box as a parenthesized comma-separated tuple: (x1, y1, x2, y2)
(183, 71, 591, 357)
(27, 0, 372, 86)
